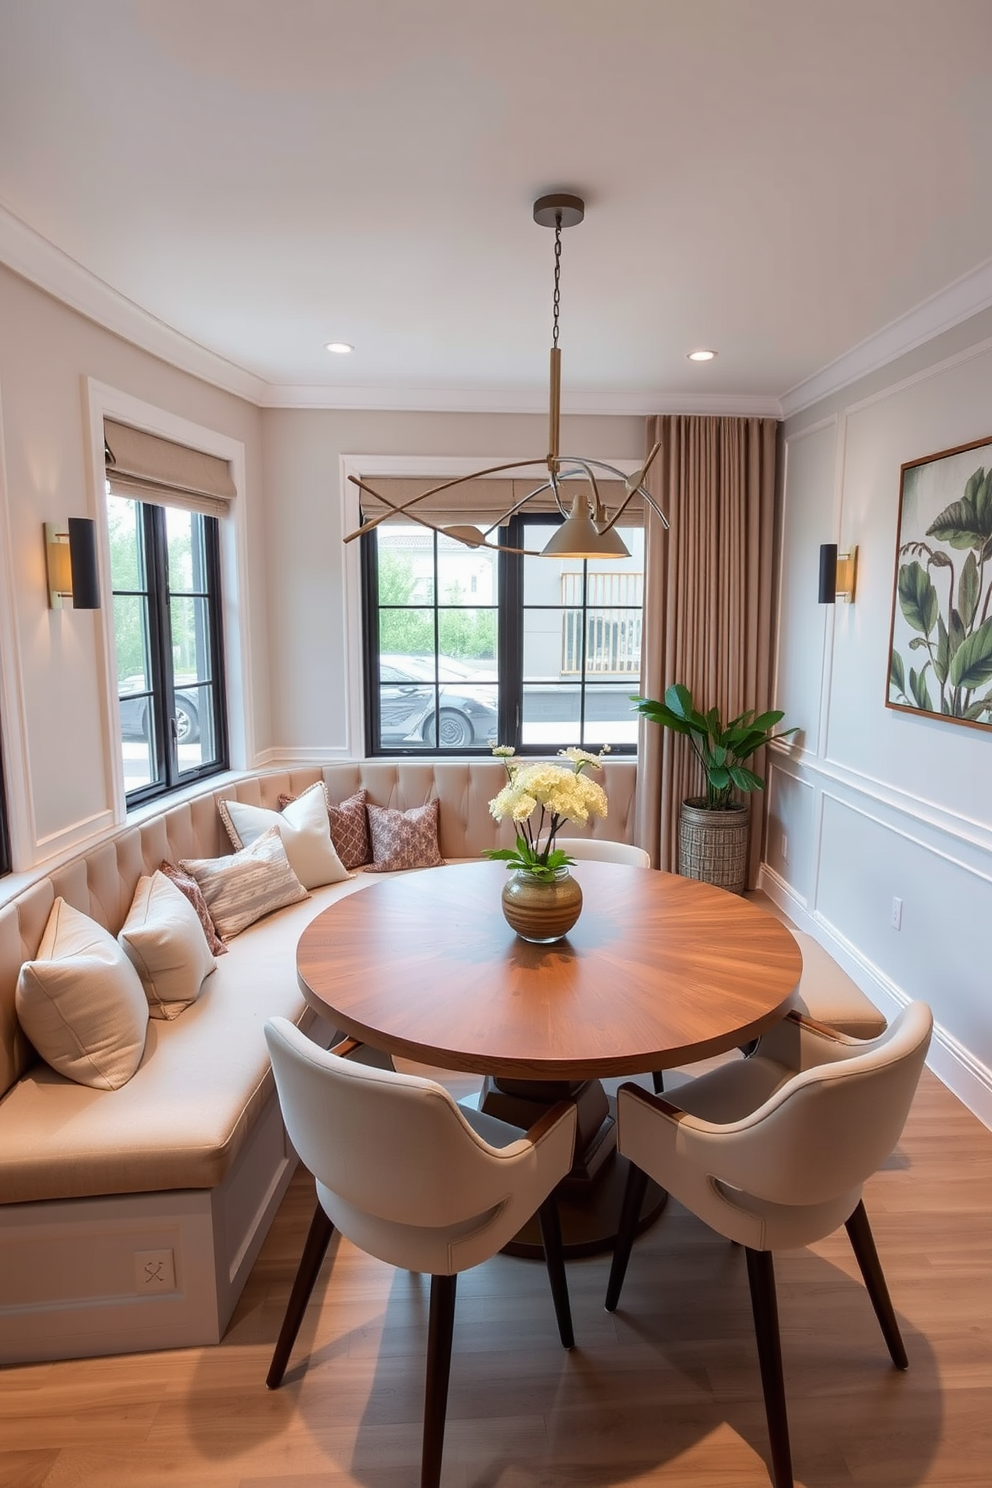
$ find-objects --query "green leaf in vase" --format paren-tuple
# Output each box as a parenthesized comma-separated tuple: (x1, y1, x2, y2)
(958, 552, 980, 630)
(898, 561, 939, 634)
(948, 617, 992, 690)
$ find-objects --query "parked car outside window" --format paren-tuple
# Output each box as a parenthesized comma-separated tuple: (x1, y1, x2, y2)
(378, 655, 498, 749)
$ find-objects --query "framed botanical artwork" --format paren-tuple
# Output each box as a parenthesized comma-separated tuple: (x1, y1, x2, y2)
(887, 434, 992, 730)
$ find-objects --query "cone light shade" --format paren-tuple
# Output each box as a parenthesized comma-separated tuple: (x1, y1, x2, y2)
(540, 495, 630, 559)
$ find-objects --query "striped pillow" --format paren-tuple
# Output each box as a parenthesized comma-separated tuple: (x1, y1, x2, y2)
(180, 827, 308, 940)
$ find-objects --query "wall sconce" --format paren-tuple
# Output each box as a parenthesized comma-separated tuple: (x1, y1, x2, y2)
(45, 519, 101, 610)
(818, 543, 858, 604)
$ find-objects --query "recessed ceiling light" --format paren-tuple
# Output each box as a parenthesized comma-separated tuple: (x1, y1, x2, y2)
(325, 342, 354, 354)
(687, 348, 717, 362)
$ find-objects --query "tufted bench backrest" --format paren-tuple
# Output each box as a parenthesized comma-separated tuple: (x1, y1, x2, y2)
(0, 758, 637, 1096)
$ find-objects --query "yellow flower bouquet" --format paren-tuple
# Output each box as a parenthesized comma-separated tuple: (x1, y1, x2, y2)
(484, 746, 609, 881)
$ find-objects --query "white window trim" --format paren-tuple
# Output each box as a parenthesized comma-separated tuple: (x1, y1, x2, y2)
(339, 454, 642, 759)
(85, 380, 253, 821)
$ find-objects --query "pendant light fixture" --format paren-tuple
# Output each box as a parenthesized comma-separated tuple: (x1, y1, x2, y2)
(343, 193, 669, 556)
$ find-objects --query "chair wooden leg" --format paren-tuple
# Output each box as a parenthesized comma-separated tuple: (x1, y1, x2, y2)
(844, 1199, 909, 1369)
(422, 1274, 457, 1488)
(537, 1195, 574, 1347)
(652, 1069, 665, 1093)
(605, 1161, 648, 1312)
(266, 1200, 335, 1389)
(745, 1247, 793, 1488)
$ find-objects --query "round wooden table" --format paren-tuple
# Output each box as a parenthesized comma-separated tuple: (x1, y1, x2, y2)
(297, 860, 802, 1255)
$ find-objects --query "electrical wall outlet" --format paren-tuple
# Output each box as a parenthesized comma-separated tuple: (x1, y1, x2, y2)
(133, 1249, 176, 1292)
(890, 896, 903, 931)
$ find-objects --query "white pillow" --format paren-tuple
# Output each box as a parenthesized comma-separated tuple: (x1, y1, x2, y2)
(119, 871, 217, 1020)
(218, 782, 348, 890)
(180, 826, 310, 940)
(15, 899, 149, 1090)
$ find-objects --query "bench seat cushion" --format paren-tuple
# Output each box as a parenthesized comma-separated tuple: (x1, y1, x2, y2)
(788, 930, 887, 1039)
(0, 874, 377, 1205)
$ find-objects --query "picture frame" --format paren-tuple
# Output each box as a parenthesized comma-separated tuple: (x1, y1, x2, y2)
(887, 434, 992, 731)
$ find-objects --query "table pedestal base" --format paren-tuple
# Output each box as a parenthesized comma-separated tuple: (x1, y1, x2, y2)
(479, 1075, 667, 1258)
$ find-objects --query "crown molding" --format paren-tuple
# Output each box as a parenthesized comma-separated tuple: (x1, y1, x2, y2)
(260, 383, 784, 417)
(0, 201, 267, 404)
(15, 195, 992, 425)
(780, 254, 992, 418)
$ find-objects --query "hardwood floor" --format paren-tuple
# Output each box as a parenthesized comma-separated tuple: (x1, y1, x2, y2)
(2, 1063, 990, 1488)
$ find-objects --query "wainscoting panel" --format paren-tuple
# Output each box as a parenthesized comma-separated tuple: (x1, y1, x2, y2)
(761, 751, 992, 1130)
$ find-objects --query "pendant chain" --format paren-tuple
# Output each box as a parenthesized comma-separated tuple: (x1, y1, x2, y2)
(552, 212, 562, 349)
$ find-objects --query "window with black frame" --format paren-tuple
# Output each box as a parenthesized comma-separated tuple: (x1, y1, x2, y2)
(361, 511, 643, 756)
(108, 496, 227, 804)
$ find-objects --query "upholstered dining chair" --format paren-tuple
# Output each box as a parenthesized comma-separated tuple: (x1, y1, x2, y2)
(556, 836, 652, 868)
(263, 1017, 578, 1488)
(604, 1001, 933, 1488)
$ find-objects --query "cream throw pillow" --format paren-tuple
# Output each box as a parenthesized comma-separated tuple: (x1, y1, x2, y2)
(119, 871, 217, 1020)
(15, 899, 149, 1090)
(180, 826, 309, 940)
(219, 782, 348, 890)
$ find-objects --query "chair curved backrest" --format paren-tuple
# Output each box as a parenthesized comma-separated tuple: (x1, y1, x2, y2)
(264, 1017, 576, 1271)
(619, 1001, 932, 1247)
(556, 837, 651, 868)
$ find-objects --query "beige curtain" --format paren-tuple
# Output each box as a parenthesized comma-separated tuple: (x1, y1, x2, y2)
(635, 415, 779, 885)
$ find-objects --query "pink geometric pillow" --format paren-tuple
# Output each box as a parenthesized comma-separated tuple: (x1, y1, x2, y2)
(365, 799, 444, 873)
(279, 786, 371, 870)
(159, 860, 227, 955)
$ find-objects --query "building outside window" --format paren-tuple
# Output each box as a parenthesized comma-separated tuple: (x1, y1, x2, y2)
(108, 496, 227, 804)
(361, 514, 643, 755)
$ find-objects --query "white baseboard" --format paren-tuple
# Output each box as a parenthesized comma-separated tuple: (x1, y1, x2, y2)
(759, 864, 992, 1132)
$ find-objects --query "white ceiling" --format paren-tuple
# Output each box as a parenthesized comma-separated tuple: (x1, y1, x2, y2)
(2, 0, 992, 415)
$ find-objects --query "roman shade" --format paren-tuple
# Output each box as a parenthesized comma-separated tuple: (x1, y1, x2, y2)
(104, 419, 236, 517)
(358, 476, 641, 530)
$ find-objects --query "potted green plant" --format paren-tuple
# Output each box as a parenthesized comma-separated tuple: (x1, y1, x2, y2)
(632, 684, 798, 893)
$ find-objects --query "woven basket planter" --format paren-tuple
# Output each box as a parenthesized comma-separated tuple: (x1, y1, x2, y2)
(678, 798, 750, 896)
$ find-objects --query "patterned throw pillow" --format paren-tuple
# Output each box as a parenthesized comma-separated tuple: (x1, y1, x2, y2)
(365, 799, 444, 873)
(180, 827, 309, 940)
(278, 786, 371, 870)
(159, 860, 227, 955)
(218, 782, 348, 890)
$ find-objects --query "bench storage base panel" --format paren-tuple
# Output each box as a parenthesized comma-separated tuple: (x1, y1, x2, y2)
(0, 1087, 297, 1364)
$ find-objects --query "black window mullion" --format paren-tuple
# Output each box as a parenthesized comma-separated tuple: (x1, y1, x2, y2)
(500, 520, 523, 748)
(116, 499, 228, 808)
(148, 505, 178, 788)
(361, 525, 382, 752)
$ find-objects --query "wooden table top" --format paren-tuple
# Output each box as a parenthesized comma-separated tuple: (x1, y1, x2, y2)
(297, 861, 803, 1081)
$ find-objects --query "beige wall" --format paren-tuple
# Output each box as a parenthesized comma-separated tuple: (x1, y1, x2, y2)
(771, 304, 992, 1125)
(259, 407, 644, 755)
(0, 265, 644, 870)
(0, 265, 267, 869)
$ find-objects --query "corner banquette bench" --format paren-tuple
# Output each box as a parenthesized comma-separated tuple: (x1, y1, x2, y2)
(0, 759, 639, 1364)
